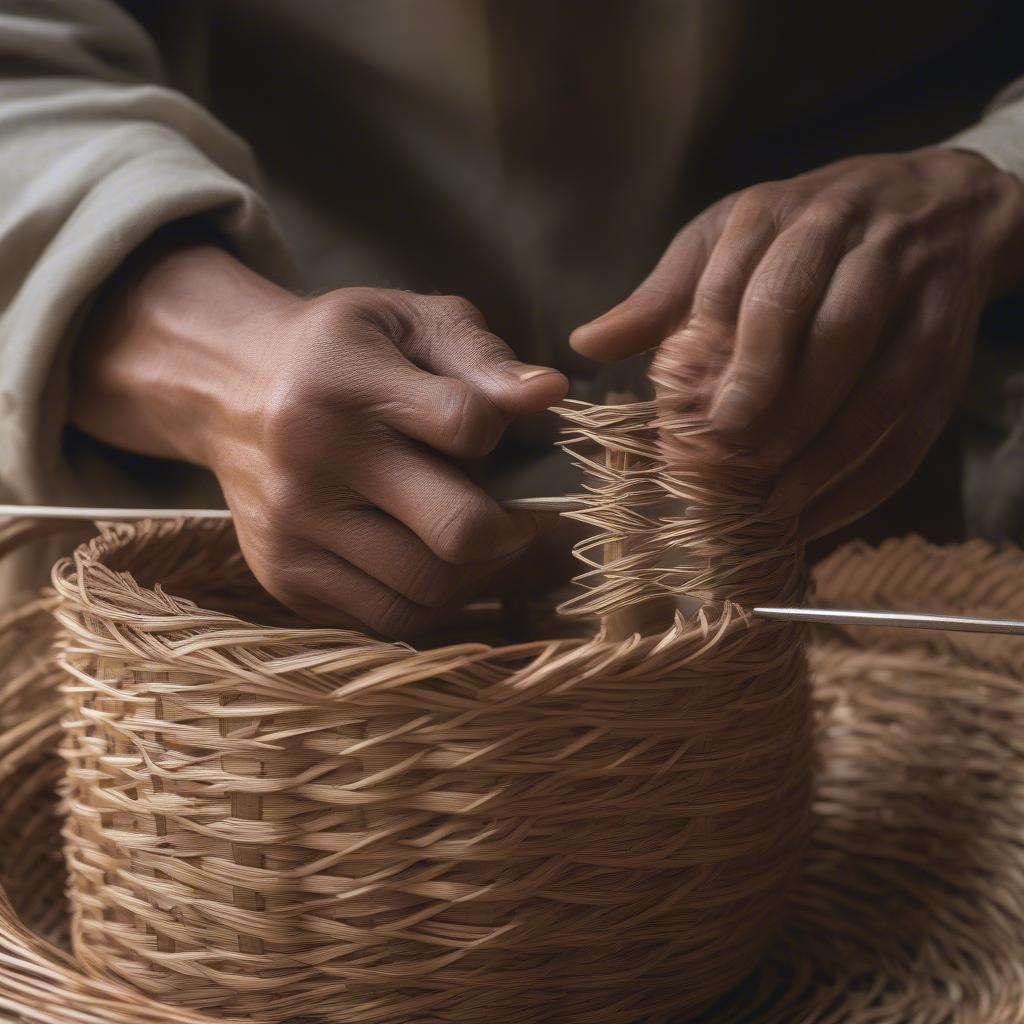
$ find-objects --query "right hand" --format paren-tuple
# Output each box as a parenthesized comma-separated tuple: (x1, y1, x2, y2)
(72, 242, 568, 636)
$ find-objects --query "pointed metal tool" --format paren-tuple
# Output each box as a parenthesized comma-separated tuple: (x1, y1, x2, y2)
(754, 606, 1024, 637)
(0, 498, 587, 522)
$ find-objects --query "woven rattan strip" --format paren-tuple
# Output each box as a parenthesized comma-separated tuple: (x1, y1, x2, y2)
(4, 537, 1024, 1022)
(25, 398, 809, 1022)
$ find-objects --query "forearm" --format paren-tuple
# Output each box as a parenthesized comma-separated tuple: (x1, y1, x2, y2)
(0, 0, 291, 529)
(71, 233, 295, 468)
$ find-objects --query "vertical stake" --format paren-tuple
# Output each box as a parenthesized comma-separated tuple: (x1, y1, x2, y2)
(601, 392, 641, 641)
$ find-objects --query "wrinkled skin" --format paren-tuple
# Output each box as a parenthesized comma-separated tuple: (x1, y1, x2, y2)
(74, 146, 1024, 637)
(573, 147, 1024, 538)
(73, 247, 568, 636)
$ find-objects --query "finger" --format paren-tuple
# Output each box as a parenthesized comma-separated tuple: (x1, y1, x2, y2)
(322, 315, 511, 459)
(300, 503, 519, 608)
(688, 187, 780, 329)
(709, 216, 849, 434)
(346, 436, 537, 565)
(648, 194, 781, 413)
(339, 316, 541, 459)
(756, 242, 904, 469)
(569, 196, 737, 362)
(799, 405, 944, 540)
(250, 541, 439, 638)
(376, 370, 514, 460)
(408, 294, 568, 414)
(767, 325, 934, 517)
(656, 193, 779, 411)
(649, 321, 734, 416)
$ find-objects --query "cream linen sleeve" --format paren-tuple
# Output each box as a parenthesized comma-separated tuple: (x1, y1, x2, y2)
(945, 77, 1024, 181)
(946, 77, 1024, 544)
(0, 0, 294, 598)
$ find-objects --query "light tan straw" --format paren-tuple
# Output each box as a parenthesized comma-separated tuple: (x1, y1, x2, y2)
(5, 533, 1024, 1022)
(7, 382, 1013, 1024)
(44, 397, 812, 1022)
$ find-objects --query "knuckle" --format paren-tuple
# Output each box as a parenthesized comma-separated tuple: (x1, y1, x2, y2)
(436, 383, 502, 457)
(238, 488, 302, 549)
(261, 471, 314, 525)
(298, 290, 368, 341)
(716, 371, 779, 434)
(256, 554, 310, 607)
(411, 295, 491, 368)
(915, 311, 948, 348)
(334, 288, 409, 338)
(733, 182, 778, 218)
(806, 193, 859, 228)
(744, 275, 807, 318)
(402, 560, 461, 609)
(731, 366, 778, 405)
(262, 384, 313, 439)
(869, 215, 912, 255)
(430, 294, 482, 328)
(430, 501, 491, 564)
(262, 377, 354, 453)
(697, 261, 745, 317)
(370, 592, 429, 638)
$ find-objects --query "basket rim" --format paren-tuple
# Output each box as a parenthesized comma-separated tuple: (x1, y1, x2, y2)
(49, 517, 764, 661)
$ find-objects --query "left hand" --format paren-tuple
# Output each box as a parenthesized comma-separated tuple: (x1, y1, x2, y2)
(571, 147, 1024, 538)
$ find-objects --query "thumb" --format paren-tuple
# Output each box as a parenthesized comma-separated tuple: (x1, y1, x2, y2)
(415, 294, 569, 414)
(570, 196, 733, 362)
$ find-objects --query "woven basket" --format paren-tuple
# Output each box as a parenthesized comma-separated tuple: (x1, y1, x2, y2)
(33, 399, 811, 1023)
(51, 515, 809, 1023)
(5, 535, 1024, 1023)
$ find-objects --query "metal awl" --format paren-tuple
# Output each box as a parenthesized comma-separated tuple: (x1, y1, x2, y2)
(0, 498, 588, 521)
(754, 606, 1024, 637)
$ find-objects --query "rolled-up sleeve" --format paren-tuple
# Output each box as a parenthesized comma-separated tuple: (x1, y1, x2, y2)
(0, 0, 294, 512)
(945, 77, 1024, 182)
(0, 0, 297, 600)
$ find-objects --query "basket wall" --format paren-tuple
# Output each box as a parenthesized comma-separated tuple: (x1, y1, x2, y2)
(54, 518, 812, 1023)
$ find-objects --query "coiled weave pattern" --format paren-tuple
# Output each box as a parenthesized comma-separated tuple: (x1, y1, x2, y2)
(51, 401, 813, 1023)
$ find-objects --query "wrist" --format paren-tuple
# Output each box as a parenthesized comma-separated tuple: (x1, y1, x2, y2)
(71, 236, 295, 468)
(935, 146, 1024, 298)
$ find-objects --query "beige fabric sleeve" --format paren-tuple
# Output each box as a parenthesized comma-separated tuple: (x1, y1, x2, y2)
(0, 0, 294, 519)
(0, 0, 299, 601)
(945, 77, 1024, 180)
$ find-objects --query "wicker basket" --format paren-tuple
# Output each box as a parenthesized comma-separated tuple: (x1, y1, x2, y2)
(5, 535, 1024, 1023)
(51, 514, 809, 1023)
(41, 399, 814, 1023)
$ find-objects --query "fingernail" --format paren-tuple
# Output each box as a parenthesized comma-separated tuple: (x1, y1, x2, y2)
(519, 367, 561, 382)
(709, 382, 751, 431)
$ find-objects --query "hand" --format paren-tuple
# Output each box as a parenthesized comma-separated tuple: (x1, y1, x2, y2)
(72, 241, 568, 636)
(572, 147, 1024, 537)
